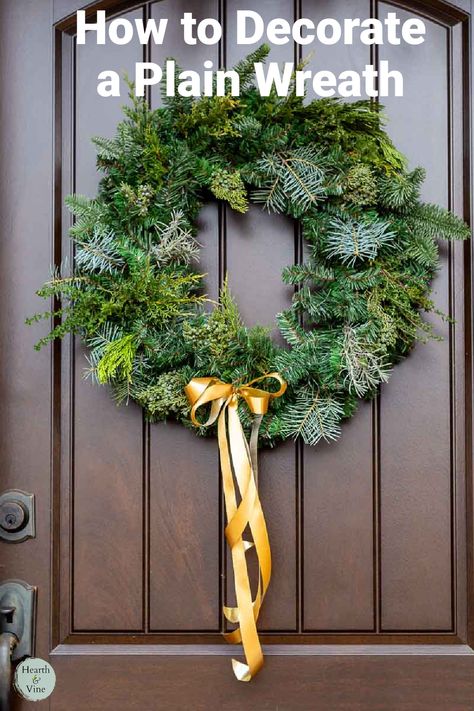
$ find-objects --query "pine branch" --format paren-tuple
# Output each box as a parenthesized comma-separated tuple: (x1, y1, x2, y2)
(324, 217, 395, 266)
(232, 44, 271, 91)
(280, 387, 344, 445)
(282, 262, 336, 286)
(250, 146, 332, 213)
(276, 310, 306, 346)
(340, 325, 391, 396)
(409, 203, 471, 241)
(378, 167, 425, 211)
(74, 230, 125, 275)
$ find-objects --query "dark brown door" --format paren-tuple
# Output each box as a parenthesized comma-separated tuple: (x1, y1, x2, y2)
(1, 0, 474, 708)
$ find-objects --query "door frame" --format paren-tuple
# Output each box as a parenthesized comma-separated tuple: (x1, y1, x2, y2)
(1, 0, 474, 707)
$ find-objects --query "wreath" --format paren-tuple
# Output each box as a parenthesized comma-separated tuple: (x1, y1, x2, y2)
(29, 46, 469, 446)
(28, 45, 470, 682)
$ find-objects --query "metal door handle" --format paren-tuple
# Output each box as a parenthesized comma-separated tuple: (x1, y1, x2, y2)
(0, 582, 36, 710)
(0, 632, 17, 711)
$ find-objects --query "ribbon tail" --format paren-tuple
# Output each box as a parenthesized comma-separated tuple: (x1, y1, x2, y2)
(222, 401, 271, 681)
(231, 659, 253, 683)
(249, 415, 262, 483)
(229, 407, 272, 609)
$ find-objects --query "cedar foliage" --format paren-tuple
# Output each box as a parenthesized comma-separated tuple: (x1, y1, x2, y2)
(28, 46, 470, 446)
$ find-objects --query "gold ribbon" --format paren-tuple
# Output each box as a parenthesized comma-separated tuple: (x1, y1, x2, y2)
(185, 373, 287, 681)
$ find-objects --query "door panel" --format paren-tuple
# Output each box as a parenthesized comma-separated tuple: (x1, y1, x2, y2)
(50, 654, 474, 711)
(223, 0, 299, 633)
(378, 6, 453, 631)
(72, 9, 145, 632)
(147, 0, 223, 634)
(1, 0, 474, 708)
(149, 423, 221, 631)
(303, 405, 375, 631)
(0, 0, 54, 671)
(301, 0, 376, 634)
(53, 0, 474, 646)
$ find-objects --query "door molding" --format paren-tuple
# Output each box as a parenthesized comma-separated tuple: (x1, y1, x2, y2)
(53, 0, 471, 32)
(50, 643, 474, 655)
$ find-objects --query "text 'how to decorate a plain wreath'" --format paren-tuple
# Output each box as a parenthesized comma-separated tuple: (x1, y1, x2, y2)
(76, 10, 427, 99)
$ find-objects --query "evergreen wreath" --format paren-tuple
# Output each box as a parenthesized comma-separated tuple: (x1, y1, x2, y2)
(29, 46, 470, 447)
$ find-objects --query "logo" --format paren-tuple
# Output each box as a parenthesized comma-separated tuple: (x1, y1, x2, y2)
(14, 657, 56, 702)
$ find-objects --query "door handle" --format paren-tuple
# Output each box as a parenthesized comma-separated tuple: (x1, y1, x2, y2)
(0, 582, 36, 710)
(0, 631, 17, 711)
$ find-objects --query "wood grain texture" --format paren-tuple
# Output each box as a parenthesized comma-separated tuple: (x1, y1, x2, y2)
(378, 5, 453, 631)
(54, 0, 145, 26)
(302, 0, 376, 632)
(0, 0, 55, 666)
(0, 0, 464, 695)
(303, 404, 375, 631)
(147, 0, 222, 633)
(149, 423, 220, 631)
(451, 19, 468, 641)
(254, 443, 298, 631)
(72, 11, 144, 631)
(150, 0, 219, 100)
(1, 0, 471, 707)
(50, 643, 474, 654)
(50, 653, 474, 710)
(58, 0, 468, 641)
(301, 0, 372, 88)
(224, 0, 298, 632)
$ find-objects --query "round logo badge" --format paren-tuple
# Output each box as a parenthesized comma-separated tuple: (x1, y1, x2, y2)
(14, 657, 56, 702)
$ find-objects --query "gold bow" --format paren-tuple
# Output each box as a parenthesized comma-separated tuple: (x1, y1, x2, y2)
(185, 373, 287, 681)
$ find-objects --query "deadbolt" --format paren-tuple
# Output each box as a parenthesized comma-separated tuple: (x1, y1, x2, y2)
(0, 492, 35, 543)
(0, 502, 28, 533)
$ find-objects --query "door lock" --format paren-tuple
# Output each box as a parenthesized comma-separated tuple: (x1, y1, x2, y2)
(0, 491, 35, 543)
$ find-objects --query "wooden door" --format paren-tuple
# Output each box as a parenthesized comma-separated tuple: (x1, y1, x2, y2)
(1, 0, 474, 708)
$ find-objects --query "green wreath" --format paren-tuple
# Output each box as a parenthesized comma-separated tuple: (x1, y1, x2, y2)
(29, 46, 470, 446)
